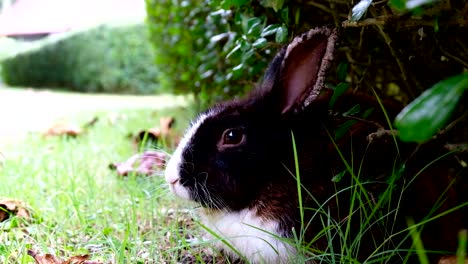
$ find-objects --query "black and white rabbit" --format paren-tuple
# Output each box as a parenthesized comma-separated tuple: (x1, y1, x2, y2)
(165, 27, 467, 263)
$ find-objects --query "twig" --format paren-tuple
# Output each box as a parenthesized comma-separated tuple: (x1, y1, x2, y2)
(306, 1, 348, 18)
(342, 17, 387, 27)
(339, 47, 372, 66)
(444, 143, 468, 153)
(343, 115, 386, 130)
(373, 23, 418, 98)
(372, 0, 389, 5)
(456, 39, 468, 55)
(306, 1, 334, 13)
(324, 0, 349, 4)
(435, 37, 468, 69)
(436, 110, 468, 138)
(358, 27, 365, 51)
(329, 2, 341, 28)
(342, 15, 468, 28)
(366, 129, 399, 143)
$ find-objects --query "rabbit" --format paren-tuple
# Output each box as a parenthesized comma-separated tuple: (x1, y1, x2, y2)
(165, 27, 468, 263)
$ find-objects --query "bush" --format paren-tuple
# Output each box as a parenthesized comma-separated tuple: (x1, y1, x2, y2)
(145, 0, 467, 106)
(1, 24, 159, 94)
(145, 0, 287, 107)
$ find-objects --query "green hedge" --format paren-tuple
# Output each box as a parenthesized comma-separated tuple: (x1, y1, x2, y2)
(1, 24, 158, 94)
(145, 0, 467, 107)
(145, 0, 280, 107)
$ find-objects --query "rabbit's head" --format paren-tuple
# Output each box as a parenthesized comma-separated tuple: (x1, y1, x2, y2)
(165, 27, 338, 211)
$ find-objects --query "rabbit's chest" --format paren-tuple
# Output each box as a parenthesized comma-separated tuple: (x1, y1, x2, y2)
(201, 208, 294, 263)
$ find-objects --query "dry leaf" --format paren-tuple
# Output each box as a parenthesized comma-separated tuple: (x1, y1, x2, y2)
(65, 255, 103, 264)
(44, 123, 82, 137)
(133, 117, 179, 148)
(0, 198, 30, 222)
(135, 128, 160, 146)
(159, 116, 175, 136)
(28, 250, 103, 264)
(28, 250, 62, 264)
(44, 117, 98, 137)
(438, 256, 468, 264)
(109, 150, 167, 176)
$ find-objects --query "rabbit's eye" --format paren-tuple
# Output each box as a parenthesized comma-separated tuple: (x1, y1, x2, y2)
(222, 128, 245, 146)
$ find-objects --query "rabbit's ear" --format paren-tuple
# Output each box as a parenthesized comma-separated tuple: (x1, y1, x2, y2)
(262, 27, 338, 114)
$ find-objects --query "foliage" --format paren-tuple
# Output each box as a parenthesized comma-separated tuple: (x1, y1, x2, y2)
(145, 0, 290, 106)
(0, 37, 29, 61)
(395, 73, 468, 142)
(145, 0, 467, 141)
(1, 24, 158, 94)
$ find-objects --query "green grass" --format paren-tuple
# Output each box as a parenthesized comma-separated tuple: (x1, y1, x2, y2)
(0, 88, 227, 263)
(1, 88, 465, 264)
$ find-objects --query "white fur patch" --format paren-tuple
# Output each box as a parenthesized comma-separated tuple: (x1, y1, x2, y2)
(165, 109, 296, 263)
(165, 111, 215, 200)
(201, 208, 295, 264)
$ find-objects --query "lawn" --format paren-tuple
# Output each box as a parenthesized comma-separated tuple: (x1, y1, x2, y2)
(1, 88, 465, 264)
(0, 88, 221, 263)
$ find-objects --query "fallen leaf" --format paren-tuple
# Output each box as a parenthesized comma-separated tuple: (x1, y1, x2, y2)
(65, 255, 103, 264)
(133, 117, 179, 148)
(109, 150, 167, 176)
(135, 128, 160, 146)
(28, 250, 62, 264)
(28, 250, 104, 264)
(44, 117, 98, 137)
(159, 116, 175, 136)
(0, 198, 30, 222)
(438, 256, 468, 264)
(44, 123, 82, 137)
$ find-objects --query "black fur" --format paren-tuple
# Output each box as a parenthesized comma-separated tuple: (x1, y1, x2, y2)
(169, 27, 468, 263)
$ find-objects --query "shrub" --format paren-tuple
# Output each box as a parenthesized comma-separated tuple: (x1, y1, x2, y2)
(145, 0, 467, 106)
(1, 24, 159, 94)
(145, 0, 288, 107)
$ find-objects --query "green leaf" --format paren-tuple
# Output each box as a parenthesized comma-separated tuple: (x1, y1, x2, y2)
(343, 104, 361, 116)
(337, 62, 349, 82)
(261, 0, 285, 12)
(295, 10, 300, 24)
(351, 0, 372, 21)
(389, 0, 438, 11)
(389, 0, 406, 10)
(222, 0, 249, 8)
(261, 24, 280, 37)
(331, 170, 347, 182)
(252, 38, 268, 49)
(226, 44, 241, 59)
(362, 107, 374, 119)
(246, 18, 264, 38)
(335, 120, 357, 140)
(241, 49, 255, 62)
(275, 25, 288, 43)
(395, 73, 468, 143)
(280, 7, 289, 24)
(329, 82, 350, 108)
(405, 0, 436, 9)
(238, 38, 251, 52)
